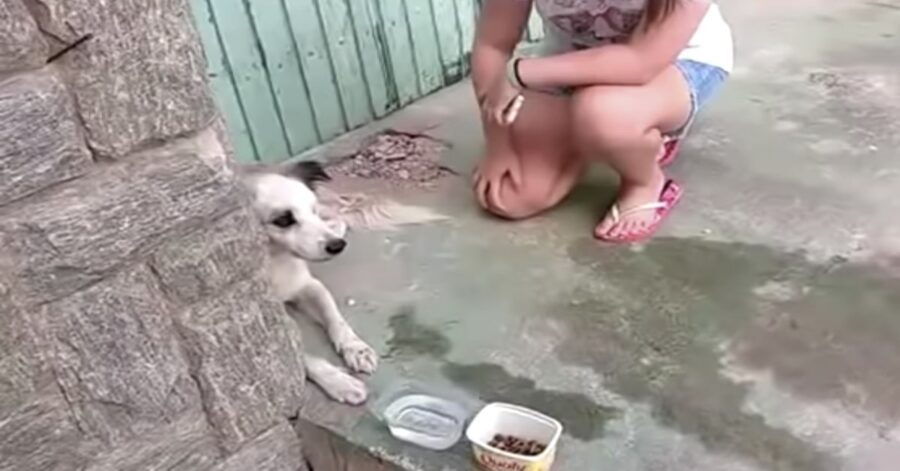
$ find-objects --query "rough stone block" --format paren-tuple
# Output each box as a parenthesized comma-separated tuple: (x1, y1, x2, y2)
(0, 0, 48, 71)
(213, 116, 237, 163)
(0, 388, 103, 471)
(150, 208, 266, 306)
(0, 71, 91, 207)
(296, 417, 401, 471)
(27, 0, 217, 159)
(0, 151, 242, 305)
(38, 265, 202, 446)
(130, 125, 235, 177)
(85, 411, 221, 471)
(174, 278, 305, 451)
(0, 283, 52, 423)
(211, 422, 306, 471)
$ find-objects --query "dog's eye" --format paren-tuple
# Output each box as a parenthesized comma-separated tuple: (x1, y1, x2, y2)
(271, 211, 296, 228)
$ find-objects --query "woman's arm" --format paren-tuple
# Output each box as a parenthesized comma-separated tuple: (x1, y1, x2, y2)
(518, 0, 710, 88)
(471, 0, 533, 102)
(471, 1, 533, 206)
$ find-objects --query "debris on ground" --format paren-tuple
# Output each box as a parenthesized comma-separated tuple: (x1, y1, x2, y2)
(329, 130, 454, 186)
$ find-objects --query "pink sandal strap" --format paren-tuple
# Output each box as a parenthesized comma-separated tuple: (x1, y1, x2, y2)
(597, 180, 683, 243)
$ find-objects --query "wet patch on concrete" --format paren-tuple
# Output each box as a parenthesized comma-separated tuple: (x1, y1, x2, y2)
(383, 306, 620, 441)
(383, 305, 453, 360)
(441, 362, 621, 441)
(547, 237, 900, 471)
(733, 257, 900, 419)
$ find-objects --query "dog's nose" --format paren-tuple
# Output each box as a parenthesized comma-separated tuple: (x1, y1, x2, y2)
(325, 238, 347, 255)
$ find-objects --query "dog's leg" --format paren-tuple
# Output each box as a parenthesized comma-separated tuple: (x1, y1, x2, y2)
(294, 278, 378, 374)
(305, 354, 367, 405)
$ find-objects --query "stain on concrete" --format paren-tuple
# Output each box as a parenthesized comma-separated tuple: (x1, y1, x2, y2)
(774, 120, 801, 132)
(734, 257, 900, 418)
(547, 237, 900, 471)
(442, 362, 620, 441)
(383, 307, 621, 441)
(809, 138, 854, 155)
(806, 67, 900, 141)
(866, 1, 900, 12)
(384, 305, 453, 359)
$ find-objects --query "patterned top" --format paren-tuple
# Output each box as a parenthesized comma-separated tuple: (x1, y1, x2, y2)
(528, 0, 735, 72)
(535, 0, 648, 46)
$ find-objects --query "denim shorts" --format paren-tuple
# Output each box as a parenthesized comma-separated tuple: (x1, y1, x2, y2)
(671, 59, 729, 137)
(532, 38, 728, 136)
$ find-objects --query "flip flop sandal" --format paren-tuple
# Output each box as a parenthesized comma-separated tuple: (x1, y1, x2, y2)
(595, 179, 683, 243)
(657, 137, 681, 168)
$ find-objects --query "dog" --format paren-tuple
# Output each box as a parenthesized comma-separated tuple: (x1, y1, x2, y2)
(241, 161, 377, 405)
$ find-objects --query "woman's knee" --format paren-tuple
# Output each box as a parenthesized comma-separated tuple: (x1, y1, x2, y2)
(475, 164, 565, 220)
(572, 86, 648, 153)
(479, 177, 556, 220)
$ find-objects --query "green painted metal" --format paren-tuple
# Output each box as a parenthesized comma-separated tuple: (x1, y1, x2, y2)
(528, 8, 545, 41)
(454, 0, 478, 76)
(379, 0, 420, 107)
(246, 0, 319, 155)
(347, 0, 394, 117)
(190, 0, 256, 161)
(282, 0, 346, 141)
(318, 0, 373, 128)
(188, 0, 542, 162)
(405, 0, 443, 94)
(209, 0, 289, 162)
(432, 0, 464, 84)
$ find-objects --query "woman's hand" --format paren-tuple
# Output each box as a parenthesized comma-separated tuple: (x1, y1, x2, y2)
(481, 72, 524, 127)
(473, 148, 522, 214)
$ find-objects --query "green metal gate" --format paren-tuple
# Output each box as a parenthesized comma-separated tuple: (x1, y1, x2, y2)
(189, 0, 543, 163)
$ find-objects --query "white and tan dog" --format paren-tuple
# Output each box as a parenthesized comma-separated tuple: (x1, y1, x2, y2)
(242, 161, 377, 405)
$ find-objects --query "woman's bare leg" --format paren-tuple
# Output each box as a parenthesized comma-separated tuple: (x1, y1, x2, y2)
(572, 65, 691, 238)
(475, 65, 692, 236)
(475, 90, 583, 219)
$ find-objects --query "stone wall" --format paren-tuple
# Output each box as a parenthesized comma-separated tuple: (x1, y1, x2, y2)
(0, 1, 308, 469)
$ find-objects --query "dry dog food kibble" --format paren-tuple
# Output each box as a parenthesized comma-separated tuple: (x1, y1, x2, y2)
(487, 434, 547, 457)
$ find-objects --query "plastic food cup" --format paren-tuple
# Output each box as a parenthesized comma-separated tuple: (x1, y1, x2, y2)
(382, 394, 467, 450)
(465, 403, 563, 471)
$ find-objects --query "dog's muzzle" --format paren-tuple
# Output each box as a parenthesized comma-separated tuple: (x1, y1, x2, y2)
(325, 238, 347, 255)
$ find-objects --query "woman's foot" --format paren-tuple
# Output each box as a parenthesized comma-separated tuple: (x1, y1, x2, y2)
(594, 166, 672, 241)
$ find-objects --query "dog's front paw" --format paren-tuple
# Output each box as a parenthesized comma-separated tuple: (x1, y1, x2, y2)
(314, 366, 368, 405)
(337, 337, 379, 374)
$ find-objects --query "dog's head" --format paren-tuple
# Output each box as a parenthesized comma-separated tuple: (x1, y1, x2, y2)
(243, 161, 348, 262)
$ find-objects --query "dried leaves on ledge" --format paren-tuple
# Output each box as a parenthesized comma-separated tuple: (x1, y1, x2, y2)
(329, 130, 455, 187)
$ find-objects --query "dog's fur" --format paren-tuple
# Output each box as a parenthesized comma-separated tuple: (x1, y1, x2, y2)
(241, 161, 377, 405)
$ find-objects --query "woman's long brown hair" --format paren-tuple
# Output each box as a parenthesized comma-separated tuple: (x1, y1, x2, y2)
(644, 0, 681, 28)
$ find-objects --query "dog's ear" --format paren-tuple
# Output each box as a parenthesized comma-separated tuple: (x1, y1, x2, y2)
(284, 161, 331, 188)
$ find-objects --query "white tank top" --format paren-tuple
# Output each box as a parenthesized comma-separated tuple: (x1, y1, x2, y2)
(532, 0, 734, 73)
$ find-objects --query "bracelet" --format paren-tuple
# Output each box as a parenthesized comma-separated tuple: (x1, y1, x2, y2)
(513, 58, 526, 89)
(505, 57, 526, 90)
(505, 57, 571, 96)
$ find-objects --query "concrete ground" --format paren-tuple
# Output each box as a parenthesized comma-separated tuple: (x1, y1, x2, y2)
(298, 1, 900, 470)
